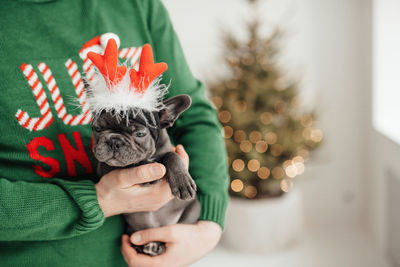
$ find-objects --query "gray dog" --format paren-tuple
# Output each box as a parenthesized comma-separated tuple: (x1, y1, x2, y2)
(91, 94, 200, 256)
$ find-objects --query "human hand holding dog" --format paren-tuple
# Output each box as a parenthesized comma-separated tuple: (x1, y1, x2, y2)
(121, 145, 222, 267)
(121, 221, 222, 267)
(95, 163, 173, 218)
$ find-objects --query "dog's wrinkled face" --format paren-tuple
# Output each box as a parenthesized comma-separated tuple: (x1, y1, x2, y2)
(91, 94, 192, 167)
(92, 113, 156, 167)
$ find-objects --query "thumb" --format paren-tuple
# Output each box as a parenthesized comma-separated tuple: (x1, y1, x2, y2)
(130, 226, 177, 245)
(118, 163, 166, 188)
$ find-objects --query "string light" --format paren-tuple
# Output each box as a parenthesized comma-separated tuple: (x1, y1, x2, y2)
(290, 96, 299, 108)
(218, 110, 231, 123)
(270, 144, 283, 157)
(282, 158, 305, 178)
(232, 159, 245, 172)
(249, 131, 262, 143)
(292, 156, 304, 163)
(231, 179, 244, 192)
(222, 126, 233, 138)
(211, 96, 223, 109)
(302, 127, 312, 140)
(310, 129, 323, 142)
(285, 164, 297, 178)
(260, 112, 273, 125)
(272, 166, 285, 179)
(247, 159, 260, 172)
(244, 185, 257, 198)
(282, 160, 292, 169)
(274, 77, 286, 91)
(295, 162, 305, 175)
(240, 140, 252, 153)
(274, 100, 286, 113)
(280, 178, 293, 192)
(300, 115, 313, 127)
(265, 132, 277, 144)
(255, 141, 268, 153)
(257, 167, 270, 179)
(234, 130, 246, 142)
(297, 147, 309, 158)
(234, 100, 247, 112)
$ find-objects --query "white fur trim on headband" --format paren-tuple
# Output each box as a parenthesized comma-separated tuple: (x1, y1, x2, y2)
(85, 70, 169, 118)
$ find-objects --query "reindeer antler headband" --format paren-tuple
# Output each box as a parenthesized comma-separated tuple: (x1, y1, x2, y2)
(84, 37, 169, 118)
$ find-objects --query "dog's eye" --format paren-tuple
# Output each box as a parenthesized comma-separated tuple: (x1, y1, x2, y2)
(93, 125, 103, 132)
(135, 132, 146, 138)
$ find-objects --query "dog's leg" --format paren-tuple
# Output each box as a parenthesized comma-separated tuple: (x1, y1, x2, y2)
(160, 152, 196, 200)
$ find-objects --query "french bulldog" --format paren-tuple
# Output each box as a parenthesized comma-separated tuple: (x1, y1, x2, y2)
(91, 94, 200, 256)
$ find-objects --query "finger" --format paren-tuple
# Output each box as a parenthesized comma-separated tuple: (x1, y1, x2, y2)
(128, 252, 164, 267)
(170, 145, 176, 152)
(121, 234, 137, 266)
(149, 178, 174, 201)
(118, 163, 166, 188)
(175, 144, 189, 169)
(131, 225, 177, 245)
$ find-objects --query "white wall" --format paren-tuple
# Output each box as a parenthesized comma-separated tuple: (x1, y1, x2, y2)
(373, 0, 400, 145)
(370, 0, 400, 262)
(163, 0, 371, 228)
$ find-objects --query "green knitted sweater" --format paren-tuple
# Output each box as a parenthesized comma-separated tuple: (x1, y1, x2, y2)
(0, 0, 229, 266)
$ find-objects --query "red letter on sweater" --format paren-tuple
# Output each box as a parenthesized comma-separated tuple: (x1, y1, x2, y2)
(58, 131, 94, 176)
(26, 137, 60, 178)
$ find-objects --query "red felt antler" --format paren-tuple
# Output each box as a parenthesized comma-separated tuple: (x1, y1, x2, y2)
(129, 44, 168, 93)
(87, 38, 127, 86)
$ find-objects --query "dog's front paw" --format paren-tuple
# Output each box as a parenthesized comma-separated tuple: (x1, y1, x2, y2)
(143, 241, 166, 256)
(134, 241, 166, 256)
(170, 172, 196, 200)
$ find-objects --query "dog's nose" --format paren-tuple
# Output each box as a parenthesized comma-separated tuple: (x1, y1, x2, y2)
(107, 137, 124, 149)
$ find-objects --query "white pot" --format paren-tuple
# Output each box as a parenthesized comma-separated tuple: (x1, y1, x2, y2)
(221, 189, 304, 254)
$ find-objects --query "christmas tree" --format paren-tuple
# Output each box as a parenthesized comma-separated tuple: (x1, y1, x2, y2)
(208, 0, 322, 199)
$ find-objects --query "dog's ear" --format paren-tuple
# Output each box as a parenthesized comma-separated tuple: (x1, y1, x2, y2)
(159, 94, 191, 128)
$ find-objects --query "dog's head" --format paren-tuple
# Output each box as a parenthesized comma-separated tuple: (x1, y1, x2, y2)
(91, 94, 191, 167)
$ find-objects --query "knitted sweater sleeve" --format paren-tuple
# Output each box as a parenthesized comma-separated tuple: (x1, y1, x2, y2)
(0, 178, 105, 241)
(138, 0, 230, 229)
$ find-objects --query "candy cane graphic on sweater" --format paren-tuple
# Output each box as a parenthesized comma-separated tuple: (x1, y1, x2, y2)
(37, 61, 92, 126)
(79, 36, 102, 81)
(64, 59, 92, 124)
(81, 57, 96, 81)
(119, 46, 142, 69)
(15, 63, 54, 131)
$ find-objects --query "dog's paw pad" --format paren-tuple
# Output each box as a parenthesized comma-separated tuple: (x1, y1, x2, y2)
(142, 242, 165, 256)
(171, 176, 196, 200)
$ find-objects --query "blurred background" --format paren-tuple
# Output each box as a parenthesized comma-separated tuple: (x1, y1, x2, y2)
(163, 0, 399, 266)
